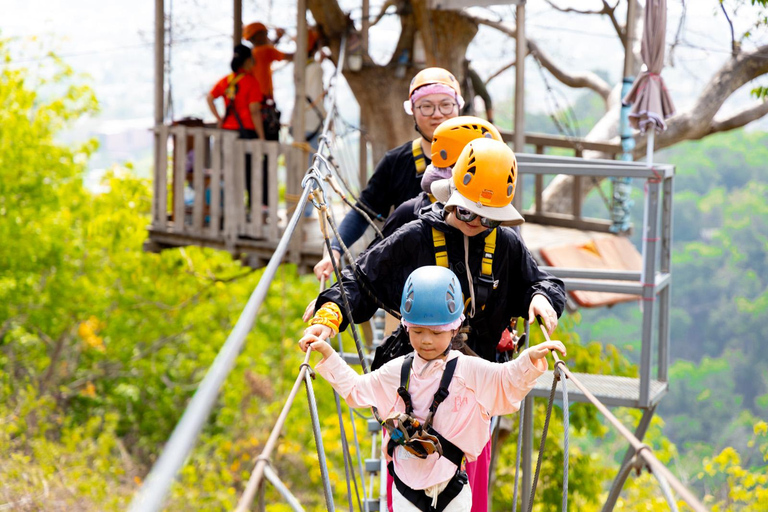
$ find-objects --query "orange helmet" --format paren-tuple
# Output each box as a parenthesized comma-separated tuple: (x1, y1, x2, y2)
(431, 116, 503, 168)
(408, 67, 461, 99)
(243, 22, 268, 40)
(431, 138, 523, 224)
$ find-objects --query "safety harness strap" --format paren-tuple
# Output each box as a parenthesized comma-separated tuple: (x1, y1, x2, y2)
(431, 228, 497, 309)
(389, 461, 468, 512)
(397, 353, 415, 415)
(412, 138, 428, 175)
(432, 228, 449, 268)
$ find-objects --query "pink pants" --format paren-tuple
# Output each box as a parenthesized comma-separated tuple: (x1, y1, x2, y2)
(387, 439, 491, 512)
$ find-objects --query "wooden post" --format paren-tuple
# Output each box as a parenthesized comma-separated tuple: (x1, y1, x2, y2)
(288, 0, 309, 265)
(359, 0, 370, 190)
(152, 0, 165, 230)
(512, 1, 526, 212)
(362, 0, 370, 53)
(234, 0, 242, 45)
(623, 0, 637, 77)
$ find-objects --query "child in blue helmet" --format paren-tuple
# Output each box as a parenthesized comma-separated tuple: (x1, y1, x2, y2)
(299, 266, 565, 512)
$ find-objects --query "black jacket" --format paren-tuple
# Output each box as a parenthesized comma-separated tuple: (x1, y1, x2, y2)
(317, 204, 566, 362)
(358, 140, 430, 219)
(381, 192, 432, 238)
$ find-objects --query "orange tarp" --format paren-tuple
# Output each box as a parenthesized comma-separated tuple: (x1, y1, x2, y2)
(540, 236, 643, 308)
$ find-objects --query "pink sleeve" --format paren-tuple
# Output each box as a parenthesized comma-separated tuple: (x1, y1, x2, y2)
(315, 352, 401, 414)
(460, 352, 545, 416)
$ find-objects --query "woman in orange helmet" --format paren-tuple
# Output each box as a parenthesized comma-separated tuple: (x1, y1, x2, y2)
(313, 67, 464, 281)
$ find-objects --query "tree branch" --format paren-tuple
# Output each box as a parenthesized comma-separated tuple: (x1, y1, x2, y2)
(485, 58, 517, 85)
(660, 44, 768, 146)
(708, 101, 768, 135)
(545, 0, 624, 43)
(668, 0, 687, 67)
(466, 13, 612, 104)
(719, 2, 740, 57)
(370, 0, 396, 27)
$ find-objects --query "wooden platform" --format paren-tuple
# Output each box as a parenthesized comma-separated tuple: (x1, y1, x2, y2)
(531, 370, 668, 409)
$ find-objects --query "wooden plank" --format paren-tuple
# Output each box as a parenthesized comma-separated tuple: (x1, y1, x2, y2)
(233, 138, 247, 239)
(172, 126, 187, 233)
(522, 211, 614, 233)
(154, 125, 168, 230)
(192, 130, 205, 232)
(250, 140, 264, 239)
(267, 142, 280, 242)
(500, 130, 622, 155)
(286, 145, 302, 263)
(207, 133, 222, 238)
(222, 132, 238, 247)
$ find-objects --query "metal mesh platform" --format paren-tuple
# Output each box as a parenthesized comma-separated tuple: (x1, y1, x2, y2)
(531, 371, 668, 408)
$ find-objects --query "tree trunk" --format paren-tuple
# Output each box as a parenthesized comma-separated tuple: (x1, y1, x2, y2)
(309, 0, 477, 164)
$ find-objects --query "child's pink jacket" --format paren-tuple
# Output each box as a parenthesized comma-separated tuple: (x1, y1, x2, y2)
(315, 349, 546, 491)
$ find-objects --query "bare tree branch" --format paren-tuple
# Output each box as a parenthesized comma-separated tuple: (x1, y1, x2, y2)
(668, 0, 687, 66)
(719, 2, 740, 57)
(708, 101, 768, 135)
(485, 58, 518, 85)
(370, 0, 397, 27)
(466, 14, 612, 104)
(544, 0, 624, 43)
(543, 0, 604, 16)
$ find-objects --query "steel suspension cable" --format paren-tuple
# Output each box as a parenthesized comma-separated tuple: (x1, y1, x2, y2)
(234, 345, 334, 512)
(129, 179, 321, 512)
(533, 321, 707, 512)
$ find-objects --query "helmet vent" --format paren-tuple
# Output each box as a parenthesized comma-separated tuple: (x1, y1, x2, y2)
(404, 291, 415, 313)
(440, 149, 448, 160)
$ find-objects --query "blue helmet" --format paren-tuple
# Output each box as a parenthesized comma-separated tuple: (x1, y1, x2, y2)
(400, 266, 464, 326)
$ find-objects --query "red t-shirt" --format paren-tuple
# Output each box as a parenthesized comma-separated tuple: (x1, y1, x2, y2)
(210, 73, 264, 131)
(251, 45, 286, 98)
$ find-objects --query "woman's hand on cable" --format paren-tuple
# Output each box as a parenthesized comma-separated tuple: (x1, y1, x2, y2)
(298, 328, 334, 358)
(528, 294, 558, 335)
(302, 299, 317, 322)
(526, 340, 567, 362)
(313, 249, 341, 281)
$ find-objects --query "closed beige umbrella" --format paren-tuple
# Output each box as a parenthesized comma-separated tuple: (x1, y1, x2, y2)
(622, 0, 675, 134)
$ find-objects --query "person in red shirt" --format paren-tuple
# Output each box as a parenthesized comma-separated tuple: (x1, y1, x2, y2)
(207, 44, 265, 139)
(243, 22, 294, 141)
(207, 44, 266, 210)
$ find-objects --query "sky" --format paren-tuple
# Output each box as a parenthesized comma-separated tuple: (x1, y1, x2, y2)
(2, 0, 767, 173)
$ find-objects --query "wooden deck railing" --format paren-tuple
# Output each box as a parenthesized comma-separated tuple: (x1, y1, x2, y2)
(149, 125, 306, 252)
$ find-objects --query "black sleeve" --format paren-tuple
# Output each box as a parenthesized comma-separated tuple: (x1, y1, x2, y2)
(358, 151, 396, 218)
(504, 229, 566, 317)
(381, 197, 420, 238)
(316, 226, 428, 331)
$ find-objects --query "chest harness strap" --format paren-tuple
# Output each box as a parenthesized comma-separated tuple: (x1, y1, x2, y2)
(385, 354, 468, 512)
(412, 138, 428, 175)
(431, 227, 497, 310)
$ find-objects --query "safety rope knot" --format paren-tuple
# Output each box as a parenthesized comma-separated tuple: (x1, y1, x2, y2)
(300, 362, 316, 380)
(553, 359, 568, 381)
(254, 454, 272, 468)
(630, 444, 652, 475)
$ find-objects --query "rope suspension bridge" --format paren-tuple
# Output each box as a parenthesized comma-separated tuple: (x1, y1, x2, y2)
(132, 33, 704, 512)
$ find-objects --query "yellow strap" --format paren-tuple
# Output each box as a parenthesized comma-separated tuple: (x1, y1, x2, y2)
(225, 73, 245, 100)
(432, 228, 448, 268)
(432, 227, 496, 276)
(428, 193, 436, 203)
(412, 138, 427, 175)
(481, 228, 497, 277)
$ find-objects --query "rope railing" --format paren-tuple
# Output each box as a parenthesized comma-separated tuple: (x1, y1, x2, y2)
(129, 29, 353, 512)
(533, 320, 707, 512)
